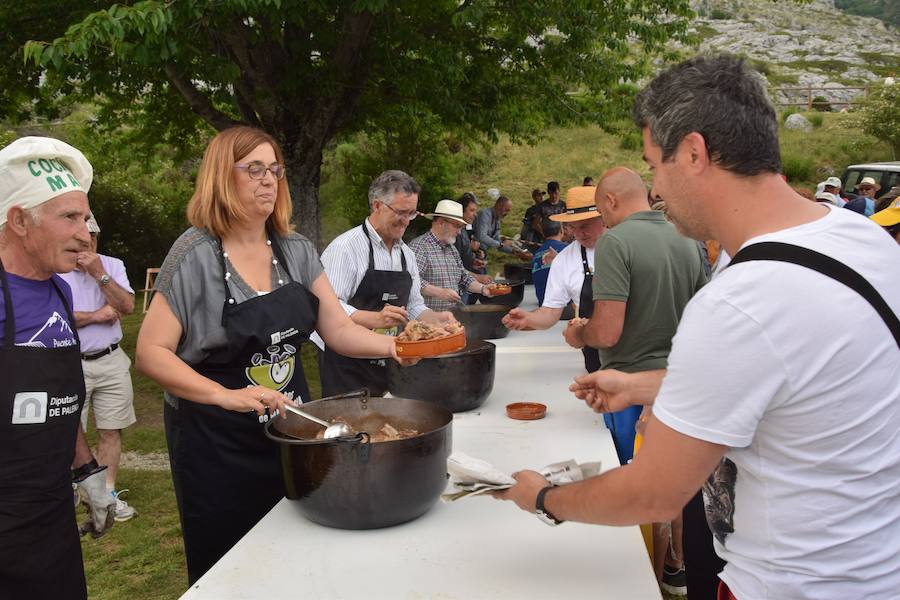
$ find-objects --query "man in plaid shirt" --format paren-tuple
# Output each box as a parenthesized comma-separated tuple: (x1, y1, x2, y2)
(410, 200, 493, 311)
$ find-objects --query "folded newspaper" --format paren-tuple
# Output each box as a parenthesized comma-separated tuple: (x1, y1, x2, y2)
(442, 453, 602, 502)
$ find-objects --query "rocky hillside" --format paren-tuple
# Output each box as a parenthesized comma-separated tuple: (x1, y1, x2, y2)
(686, 0, 900, 107)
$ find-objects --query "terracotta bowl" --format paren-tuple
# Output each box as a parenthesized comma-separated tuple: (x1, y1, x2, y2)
(395, 328, 466, 358)
(506, 402, 547, 420)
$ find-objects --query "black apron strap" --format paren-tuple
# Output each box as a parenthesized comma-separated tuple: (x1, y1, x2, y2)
(0, 259, 14, 348)
(580, 245, 591, 276)
(730, 241, 900, 348)
(49, 275, 80, 347)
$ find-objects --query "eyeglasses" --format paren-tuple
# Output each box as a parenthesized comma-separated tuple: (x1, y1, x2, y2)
(381, 201, 419, 221)
(234, 161, 286, 180)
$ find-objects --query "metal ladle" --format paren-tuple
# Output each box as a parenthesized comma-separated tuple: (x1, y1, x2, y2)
(283, 403, 354, 439)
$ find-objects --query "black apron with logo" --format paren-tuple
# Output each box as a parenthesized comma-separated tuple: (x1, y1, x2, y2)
(0, 260, 87, 599)
(319, 222, 412, 397)
(578, 244, 601, 374)
(164, 236, 319, 584)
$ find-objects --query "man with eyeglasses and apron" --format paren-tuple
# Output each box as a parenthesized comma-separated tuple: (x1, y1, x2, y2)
(317, 170, 454, 397)
(0, 137, 117, 599)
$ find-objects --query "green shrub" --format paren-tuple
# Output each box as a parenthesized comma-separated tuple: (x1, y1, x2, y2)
(808, 113, 824, 128)
(812, 96, 833, 112)
(782, 106, 800, 122)
(782, 154, 814, 182)
(619, 131, 643, 151)
(709, 8, 733, 19)
(319, 105, 489, 244)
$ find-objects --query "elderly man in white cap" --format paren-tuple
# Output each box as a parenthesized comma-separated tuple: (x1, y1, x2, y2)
(822, 176, 844, 199)
(58, 213, 138, 523)
(0, 136, 116, 598)
(410, 199, 495, 311)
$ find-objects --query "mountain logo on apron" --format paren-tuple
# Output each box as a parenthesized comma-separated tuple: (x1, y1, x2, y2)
(245, 344, 296, 391)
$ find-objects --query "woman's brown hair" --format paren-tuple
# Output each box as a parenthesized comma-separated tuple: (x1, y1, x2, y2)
(187, 126, 293, 238)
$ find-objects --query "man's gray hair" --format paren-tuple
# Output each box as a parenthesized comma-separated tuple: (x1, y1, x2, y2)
(632, 54, 781, 176)
(0, 205, 42, 239)
(27, 205, 43, 226)
(368, 170, 421, 210)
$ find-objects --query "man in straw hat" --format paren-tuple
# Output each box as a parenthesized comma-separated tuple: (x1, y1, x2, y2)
(410, 199, 495, 311)
(845, 176, 881, 216)
(0, 136, 117, 599)
(496, 54, 900, 600)
(503, 186, 606, 373)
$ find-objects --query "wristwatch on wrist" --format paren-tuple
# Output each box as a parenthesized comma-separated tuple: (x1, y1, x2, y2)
(98, 273, 111, 286)
(535, 485, 564, 526)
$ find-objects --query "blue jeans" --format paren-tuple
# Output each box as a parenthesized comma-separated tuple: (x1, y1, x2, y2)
(603, 405, 643, 465)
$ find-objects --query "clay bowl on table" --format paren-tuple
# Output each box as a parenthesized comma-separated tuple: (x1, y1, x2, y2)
(506, 402, 547, 420)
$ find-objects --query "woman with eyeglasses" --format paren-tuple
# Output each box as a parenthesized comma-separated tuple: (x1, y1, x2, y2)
(135, 126, 406, 583)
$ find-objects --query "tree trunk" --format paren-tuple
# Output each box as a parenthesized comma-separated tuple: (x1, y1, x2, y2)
(283, 143, 324, 250)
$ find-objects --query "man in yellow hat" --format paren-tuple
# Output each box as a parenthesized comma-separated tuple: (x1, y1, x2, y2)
(503, 186, 606, 375)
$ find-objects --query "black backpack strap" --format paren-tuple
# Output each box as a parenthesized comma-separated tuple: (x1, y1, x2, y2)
(730, 242, 900, 348)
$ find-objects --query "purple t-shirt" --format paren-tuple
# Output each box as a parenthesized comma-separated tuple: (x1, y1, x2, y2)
(0, 272, 77, 348)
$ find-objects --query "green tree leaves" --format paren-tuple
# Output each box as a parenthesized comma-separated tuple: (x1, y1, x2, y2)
(16, 0, 694, 243)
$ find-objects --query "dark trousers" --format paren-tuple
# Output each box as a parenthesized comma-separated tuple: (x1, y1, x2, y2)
(683, 490, 727, 600)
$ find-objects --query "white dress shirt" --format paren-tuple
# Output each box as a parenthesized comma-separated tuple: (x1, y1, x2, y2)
(542, 242, 595, 311)
(323, 216, 429, 311)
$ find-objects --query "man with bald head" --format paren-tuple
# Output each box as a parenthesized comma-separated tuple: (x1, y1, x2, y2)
(562, 166, 707, 465)
(0, 136, 117, 599)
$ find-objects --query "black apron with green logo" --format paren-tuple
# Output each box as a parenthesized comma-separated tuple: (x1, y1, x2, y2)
(0, 259, 87, 599)
(319, 222, 412, 397)
(164, 236, 318, 584)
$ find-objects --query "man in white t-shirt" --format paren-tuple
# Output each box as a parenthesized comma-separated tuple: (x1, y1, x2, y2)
(496, 54, 900, 600)
(502, 186, 605, 373)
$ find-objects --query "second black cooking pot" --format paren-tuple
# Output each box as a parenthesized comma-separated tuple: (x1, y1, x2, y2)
(265, 394, 452, 530)
(387, 340, 495, 412)
(504, 262, 533, 285)
(451, 304, 510, 339)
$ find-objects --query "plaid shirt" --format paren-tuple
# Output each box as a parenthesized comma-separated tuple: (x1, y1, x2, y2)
(409, 231, 475, 311)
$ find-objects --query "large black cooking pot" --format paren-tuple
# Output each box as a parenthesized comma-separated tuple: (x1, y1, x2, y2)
(387, 340, 495, 412)
(265, 392, 452, 530)
(479, 278, 525, 308)
(504, 262, 533, 285)
(451, 304, 510, 340)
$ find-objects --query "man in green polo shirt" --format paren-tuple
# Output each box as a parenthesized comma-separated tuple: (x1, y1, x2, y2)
(564, 166, 707, 463)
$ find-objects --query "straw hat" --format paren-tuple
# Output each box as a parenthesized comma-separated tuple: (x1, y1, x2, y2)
(855, 176, 881, 192)
(424, 199, 467, 225)
(550, 186, 601, 222)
